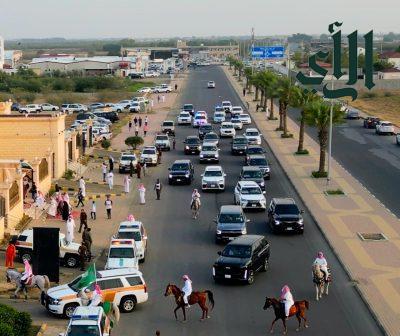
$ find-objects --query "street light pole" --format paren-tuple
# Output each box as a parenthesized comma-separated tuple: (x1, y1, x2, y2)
(327, 65, 334, 185)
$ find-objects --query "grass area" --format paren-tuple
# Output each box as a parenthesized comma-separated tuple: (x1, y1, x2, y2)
(110, 113, 131, 138)
(325, 189, 345, 195)
(295, 149, 309, 155)
(349, 90, 400, 126)
(311, 171, 328, 178)
(127, 82, 154, 92)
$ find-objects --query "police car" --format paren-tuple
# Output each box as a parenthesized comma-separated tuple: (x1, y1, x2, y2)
(42, 268, 148, 317)
(60, 306, 111, 336)
(105, 239, 139, 270)
(15, 229, 81, 268)
(114, 221, 148, 262)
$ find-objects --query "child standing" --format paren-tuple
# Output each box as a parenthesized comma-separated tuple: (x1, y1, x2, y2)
(90, 200, 96, 220)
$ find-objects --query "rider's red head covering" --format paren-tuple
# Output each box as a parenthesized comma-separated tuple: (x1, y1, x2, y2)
(317, 252, 324, 258)
(127, 214, 135, 221)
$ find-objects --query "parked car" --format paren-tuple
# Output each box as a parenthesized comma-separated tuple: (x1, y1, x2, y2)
(139, 146, 158, 165)
(198, 124, 213, 139)
(76, 112, 97, 121)
(177, 111, 192, 125)
(244, 128, 262, 145)
(268, 198, 304, 234)
(155, 134, 171, 151)
(184, 136, 202, 154)
(93, 111, 119, 123)
(40, 103, 59, 111)
(207, 81, 216, 88)
(138, 87, 152, 93)
(161, 120, 175, 135)
(118, 152, 137, 173)
(234, 181, 266, 211)
(214, 205, 247, 243)
(89, 103, 105, 110)
(168, 159, 195, 185)
(376, 121, 395, 135)
(153, 84, 172, 93)
(213, 235, 270, 284)
(19, 104, 42, 113)
(203, 132, 219, 146)
(396, 133, 400, 145)
(132, 97, 149, 104)
(363, 116, 380, 129)
(247, 154, 270, 179)
(183, 104, 195, 116)
(201, 166, 226, 191)
(222, 101, 233, 113)
(11, 102, 20, 111)
(199, 143, 220, 163)
(118, 100, 133, 109)
(240, 166, 265, 190)
(220, 122, 236, 137)
(231, 135, 248, 155)
(129, 102, 141, 113)
(103, 103, 124, 113)
(61, 104, 88, 114)
(130, 72, 145, 79)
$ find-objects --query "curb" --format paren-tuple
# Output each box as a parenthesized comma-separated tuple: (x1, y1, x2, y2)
(223, 67, 389, 336)
(36, 323, 47, 336)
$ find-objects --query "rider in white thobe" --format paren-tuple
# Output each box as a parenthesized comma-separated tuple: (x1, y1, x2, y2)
(280, 285, 294, 318)
(313, 251, 329, 280)
(182, 275, 192, 307)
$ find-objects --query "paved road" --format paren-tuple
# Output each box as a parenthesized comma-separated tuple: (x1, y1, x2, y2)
(113, 66, 382, 336)
(287, 107, 400, 218)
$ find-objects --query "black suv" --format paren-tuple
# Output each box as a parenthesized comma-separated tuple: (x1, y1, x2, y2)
(183, 104, 195, 116)
(184, 136, 202, 154)
(268, 198, 304, 234)
(93, 111, 119, 123)
(240, 166, 265, 190)
(247, 155, 270, 179)
(198, 124, 213, 139)
(231, 135, 248, 155)
(213, 235, 270, 284)
(245, 145, 266, 163)
(168, 160, 194, 185)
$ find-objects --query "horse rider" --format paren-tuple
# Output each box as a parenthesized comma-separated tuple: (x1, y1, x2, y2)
(89, 284, 104, 307)
(20, 259, 33, 290)
(181, 275, 193, 308)
(280, 285, 294, 319)
(313, 251, 329, 281)
(191, 189, 201, 208)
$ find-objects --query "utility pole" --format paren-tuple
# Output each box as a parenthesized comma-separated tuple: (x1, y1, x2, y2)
(251, 27, 255, 75)
(327, 46, 334, 186)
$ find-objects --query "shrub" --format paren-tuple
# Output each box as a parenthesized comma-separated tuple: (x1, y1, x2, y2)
(295, 149, 309, 155)
(325, 189, 345, 195)
(63, 169, 75, 180)
(101, 139, 111, 149)
(125, 136, 144, 149)
(311, 171, 328, 178)
(0, 323, 14, 336)
(0, 304, 32, 336)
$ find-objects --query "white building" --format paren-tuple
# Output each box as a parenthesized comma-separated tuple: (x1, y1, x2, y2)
(0, 36, 4, 69)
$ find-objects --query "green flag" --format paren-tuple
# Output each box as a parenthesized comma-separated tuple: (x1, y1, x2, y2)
(77, 263, 96, 290)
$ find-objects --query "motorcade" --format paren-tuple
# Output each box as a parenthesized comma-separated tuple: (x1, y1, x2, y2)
(201, 166, 226, 191)
(207, 81, 216, 88)
(139, 146, 158, 165)
(161, 120, 175, 135)
(219, 122, 236, 137)
(154, 134, 171, 151)
(114, 221, 148, 262)
(198, 124, 213, 139)
(105, 239, 139, 270)
(222, 101, 233, 113)
(376, 121, 395, 135)
(203, 132, 219, 146)
(177, 111, 192, 125)
(240, 166, 265, 190)
(244, 128, 262, 145)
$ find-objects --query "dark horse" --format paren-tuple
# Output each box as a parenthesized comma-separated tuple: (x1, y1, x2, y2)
(263, 297, 309, 334)
(164, 283, 214, 321)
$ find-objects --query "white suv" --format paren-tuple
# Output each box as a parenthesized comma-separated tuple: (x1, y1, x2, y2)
(41, 103, 59, 111)
(222, 101, 233, 113)
(140, 146, 158, 165)
(232, 106, 244, 116)
(207, 81, 216, 88)
(244, 128, 262, 145)
(201, 166, 226, 191)
(19, 104, 42, 113)
(105, 239, 139, 270)
(118, 152, 137, 173)
(220, 122, 236, 137)
(177, 111, 192, 125)
(115, 221, 148, 262)
(199, 142, 220, 163)
(234, 181, 266, 210)
(61, 104, 88, 114)
(155, 134, 171, 151)
(376, 121, 395, 135)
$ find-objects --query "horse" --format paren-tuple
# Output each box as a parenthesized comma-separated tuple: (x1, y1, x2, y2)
(191, 198, 201, 219)
(312, 264, 331, 301)
(263, 297, 309, 334)
(164, 283, 214, 321)
(6, 268, 50, 300)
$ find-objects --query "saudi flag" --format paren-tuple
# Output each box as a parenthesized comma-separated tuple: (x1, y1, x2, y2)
(77, 263, 96, 290)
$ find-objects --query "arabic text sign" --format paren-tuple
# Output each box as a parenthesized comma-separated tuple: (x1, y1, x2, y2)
(251, 46, 285, 59)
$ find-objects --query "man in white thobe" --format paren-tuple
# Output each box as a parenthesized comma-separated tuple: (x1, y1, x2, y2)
(123, 176, 131, 193)
(66, 215, 75, 244)
(181, 275, 192, 307)
(79, 177, 86, 197)
(107, 172, 114, 190)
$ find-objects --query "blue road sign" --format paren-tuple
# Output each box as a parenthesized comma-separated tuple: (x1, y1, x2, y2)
(251, 46, 285, 59)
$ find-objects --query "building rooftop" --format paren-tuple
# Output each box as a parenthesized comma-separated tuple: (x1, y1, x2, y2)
(31, 56, 133, 65)
(379, 51, 400, 59)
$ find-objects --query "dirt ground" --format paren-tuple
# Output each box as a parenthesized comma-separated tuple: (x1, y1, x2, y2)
(349, 90, 400, 126)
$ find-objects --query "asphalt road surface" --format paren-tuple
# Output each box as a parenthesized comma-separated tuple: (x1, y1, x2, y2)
(287, 106, 400, 218)
(113, 66, 382, 336)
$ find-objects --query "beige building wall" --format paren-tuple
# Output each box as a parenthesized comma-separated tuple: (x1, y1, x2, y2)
(29, 61, 68, 74)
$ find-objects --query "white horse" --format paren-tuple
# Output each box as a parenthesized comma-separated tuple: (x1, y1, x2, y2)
(312, 264, 330, 301)
(6, 268, 50, 300)
(191, 198, 201, 219)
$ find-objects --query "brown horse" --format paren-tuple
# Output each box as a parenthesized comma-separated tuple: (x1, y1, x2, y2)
(263, 297, 309, 334)
(164, 283, 214, 321)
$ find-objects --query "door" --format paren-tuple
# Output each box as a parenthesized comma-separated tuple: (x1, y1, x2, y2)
(252, 242, 262, 271)
(97, 278, 124, 302)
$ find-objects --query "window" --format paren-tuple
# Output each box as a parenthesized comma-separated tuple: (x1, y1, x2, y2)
(126, 276, 143, 286)
(97, 278, 123, 290)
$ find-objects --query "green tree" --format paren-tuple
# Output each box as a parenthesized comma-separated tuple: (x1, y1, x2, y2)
(125, 136, 144, 150)
(276, 77, 297, 137)
(303, 99, 344, 175)
(374, 59, 395, 71)
(290, 87, 319, 153)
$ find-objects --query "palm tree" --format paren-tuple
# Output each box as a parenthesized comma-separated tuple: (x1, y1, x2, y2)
(276, 77, 295, 137)
(268, 78, 279, 120)
(303, 99, 344, 176)
(290, 87, 319, 153)
(244, 67, 253, 91)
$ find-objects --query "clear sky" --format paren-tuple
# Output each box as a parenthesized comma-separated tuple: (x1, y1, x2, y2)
(0, 0, 399, 39)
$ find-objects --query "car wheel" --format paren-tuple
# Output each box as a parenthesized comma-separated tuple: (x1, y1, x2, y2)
(52, 108, 56, 111)
(65, 255, 78, 268)
(247, 271, 255, 285)
(261, 259, 269, 272)
(120, 296, 137, 313)
(64, 303, 79, 318)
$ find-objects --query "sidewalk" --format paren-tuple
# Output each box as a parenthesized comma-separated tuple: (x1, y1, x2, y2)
(224, 66, 400, 336)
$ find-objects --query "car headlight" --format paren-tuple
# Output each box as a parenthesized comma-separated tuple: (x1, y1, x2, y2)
(216, 230, 222, 234)
(219, 180, 224, 184)
(185, 173, 190, 177)
(185, 146, 189, 149)
(241, 228, 247, 234)
(198, 146, 202, 150)
(260, 181, 265, 186)
(265, 167, 270, 172)
(298, 219, 304, 225)
(169, 174, 173, 178)
(275, 220, 281, 225)
(51, 298, 61, 305)
(200, 154, 204, 158)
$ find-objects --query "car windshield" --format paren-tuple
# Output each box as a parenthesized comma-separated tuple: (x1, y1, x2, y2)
(204, 170, 223, 177)
(200, 125, 212, 130)
(67, 325, 100, 336)
(109, 247, 135, 258)
(222, 245, 251, 258)
(247, 147, 263, 154)
(121, 155, 135, 161)
(234, 138, 247, 144)
(156, 136, 168, 140)
(222, 103, 231, 107)
(202, 146, 217, 151)
(249, 158, 268, 166)
(195, 116, 206, 120)
(243, 170, 262, 178)
(232, 119, 241, 123)
(240, 114, 250, 119)
(219, 213, 244, 223)
(205, 134, 218, 140)
(163, 122, 173, 126)
(117, 231, 141, 241)
(221, 124, 233, 129)
(241, 186, 262, 194)
(215, 107, 224, 112)
(246, 131, 259, 136)
(180, 112, 189, 117)
(275, 204, 300, 215)
(215, 113, 224, 117)
(186, 138, 200, 144)
(233, 107, 242, 111)
(184, 104, 193, 110)
(142, 149, 156, 154)
(171, 163, 189, 170)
